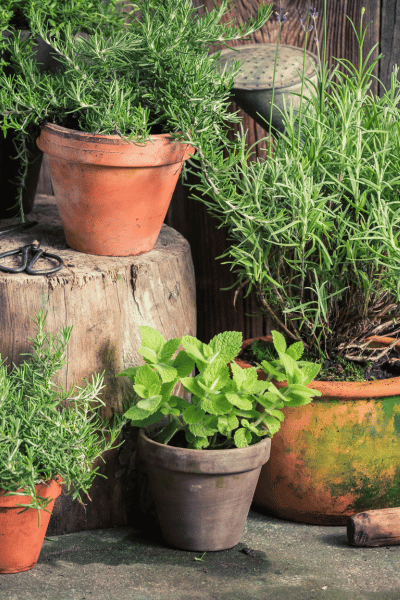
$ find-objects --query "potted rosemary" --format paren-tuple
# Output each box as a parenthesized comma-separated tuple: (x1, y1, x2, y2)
(0, 311, 125, 573)
(190, 8, 400, 524)
(0, 0, 127, 219)
(119, 326, 321, 551)
(0, 0, 272, 255)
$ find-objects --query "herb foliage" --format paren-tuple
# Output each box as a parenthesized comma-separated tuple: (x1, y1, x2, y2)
(191, 7, 400, 363)
(0, 311, 125, 517)
(120, 326, 321, 449)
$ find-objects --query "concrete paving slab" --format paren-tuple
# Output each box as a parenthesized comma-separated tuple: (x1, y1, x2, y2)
(1, 511, 399, 600)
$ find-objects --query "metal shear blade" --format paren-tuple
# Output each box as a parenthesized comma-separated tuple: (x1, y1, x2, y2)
(0, 243, 64, 275)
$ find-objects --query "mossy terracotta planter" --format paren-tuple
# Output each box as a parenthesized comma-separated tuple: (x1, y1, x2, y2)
(37, 124, 193, 256)
(0, 478, 62, 573)
(138, 430, 271, 551)
(236, 337, 400, 525)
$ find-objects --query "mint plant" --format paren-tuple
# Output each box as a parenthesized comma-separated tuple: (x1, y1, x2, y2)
(0, 311, 125, 520)
(120, 327, 321, 449)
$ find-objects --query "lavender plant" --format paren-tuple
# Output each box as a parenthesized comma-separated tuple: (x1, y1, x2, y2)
(191, 7, 400, 365)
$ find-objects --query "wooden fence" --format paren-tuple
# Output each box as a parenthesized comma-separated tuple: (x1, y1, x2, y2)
(37, 0, 400, 342)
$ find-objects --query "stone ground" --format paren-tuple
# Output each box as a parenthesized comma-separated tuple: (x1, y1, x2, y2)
(1, 510, 400, 600)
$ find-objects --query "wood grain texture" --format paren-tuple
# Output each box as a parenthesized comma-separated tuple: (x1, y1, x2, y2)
(0, 194, 196, 533)
(347, 508, 400, 547)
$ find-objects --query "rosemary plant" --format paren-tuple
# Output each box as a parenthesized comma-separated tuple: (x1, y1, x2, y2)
(0, 311, 125, 517)
(191, 7, 400, 364)
(0, 0, 272, 219)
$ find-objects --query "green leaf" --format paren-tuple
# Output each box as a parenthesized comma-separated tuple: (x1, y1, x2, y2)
(153, 363, 178, 383)
(300, 363, 321, 384)
(173, 351, 195, 377)
(185, 431, 209, 449)
(133, 364, 161, 397)
(136, 395, 162, 412)
(159, 338, 181, 362)
(225, 392, 253, 410)
(139, 326, 166, 360)
(262, 414, 282, 435)
(208, 331, 243, 364)
(200, 396, 232, 415)
(202, 359, 230, 390)
(182, 405, 205, 424)
(272, 331, 287, 353)
(260, 360, 286, 382)
(286, 341, 304, 361)
(180, 376, 205, 398)
(233, 428, 251, 448)
(117, 366, 139, 381)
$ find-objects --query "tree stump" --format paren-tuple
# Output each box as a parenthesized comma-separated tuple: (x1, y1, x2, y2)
(0, 194, 196, 534)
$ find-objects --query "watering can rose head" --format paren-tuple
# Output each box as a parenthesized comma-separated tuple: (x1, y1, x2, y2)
(119, 327, 321, 449)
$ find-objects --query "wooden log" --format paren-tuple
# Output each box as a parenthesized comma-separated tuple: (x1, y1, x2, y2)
(0, 194, 196, 534)
(347, 508, 400, 547)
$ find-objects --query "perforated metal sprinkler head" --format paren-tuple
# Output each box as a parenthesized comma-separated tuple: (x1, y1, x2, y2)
(215, 43, 319, 134)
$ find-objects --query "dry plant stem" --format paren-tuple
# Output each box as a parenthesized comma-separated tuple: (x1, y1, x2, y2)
(259, 292, 301, 343)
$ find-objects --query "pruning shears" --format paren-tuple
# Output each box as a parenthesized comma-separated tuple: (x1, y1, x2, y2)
(0, 221, 64, 275)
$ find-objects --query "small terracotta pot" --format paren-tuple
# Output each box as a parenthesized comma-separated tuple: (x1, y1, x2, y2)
(138, 430, 271, 551)
(0, 478, 62, 573)
(236, 337, 400, 525)
(36, 124, 193, 256)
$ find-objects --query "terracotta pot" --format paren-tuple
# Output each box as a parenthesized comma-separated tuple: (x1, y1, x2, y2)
(0, 478, 62, 573)
(236, 336, 400, 525)
(138, 429, 271, 551)
(36, 124, 193, 256)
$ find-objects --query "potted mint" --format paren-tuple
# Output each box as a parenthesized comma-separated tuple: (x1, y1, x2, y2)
(0, 0, 272, 255)
(0, 311, 125, 573)
(119, 326, 321, 551)
(190, 7, 400, 524)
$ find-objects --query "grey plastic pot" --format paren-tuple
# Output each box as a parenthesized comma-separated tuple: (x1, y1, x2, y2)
(138, 429, 271, 551)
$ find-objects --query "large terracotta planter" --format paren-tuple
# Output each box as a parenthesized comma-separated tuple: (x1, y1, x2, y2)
(0, 478, 62, 573)
(138, 429, 271, 551)
(36, 124, 193, 256)
(236, 337, 400, 525)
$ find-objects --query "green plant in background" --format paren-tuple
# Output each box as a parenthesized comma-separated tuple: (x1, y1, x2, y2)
(0, 0, 272, 219)
(0, 0, 128, 38)
(191, 6, 400, 366)
(120, 326, 321, 449)
(0, 311, 125, 518)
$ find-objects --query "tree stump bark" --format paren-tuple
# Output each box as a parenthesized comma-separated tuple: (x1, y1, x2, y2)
(0, 194, 196, 534)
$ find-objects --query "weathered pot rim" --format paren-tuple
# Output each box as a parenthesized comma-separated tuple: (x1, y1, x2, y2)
(0, 477, 62, 507)
(138, 429, 271, 474)
(36, 123, 194, 167)
(237, 336, 400, 400)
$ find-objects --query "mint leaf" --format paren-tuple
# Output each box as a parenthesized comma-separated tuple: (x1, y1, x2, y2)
(133, 364, 161, 397)
(159, 338, 181, 362)
(272, 330, 287, 353)
(225, 392, 253, 411)
(173, 351, 195, 377)
(201, 396, 232, 415)
(234, 428, 251, 448)
(139, 326, 166, 359)
(136, 395, 162, 412)
(117, 366, 139, 381)
(286, 341, 304, 361)
(183, 405, 205, 424)
(209, 331, 242, 364)
(300, 363, 321, 384)
(153, 363, 178, 383)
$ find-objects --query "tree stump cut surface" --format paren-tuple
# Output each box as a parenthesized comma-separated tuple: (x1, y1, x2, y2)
(0, 194, 196, 534)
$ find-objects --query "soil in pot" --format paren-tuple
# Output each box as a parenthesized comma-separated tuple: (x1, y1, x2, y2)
(237, 336, 400, 525)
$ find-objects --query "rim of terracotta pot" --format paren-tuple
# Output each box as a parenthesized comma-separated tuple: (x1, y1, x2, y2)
(237, 336, 400, 400)
(0, 477, 62, 508)
(36, 123, 194, 167)
(138, 429, 271, 474)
